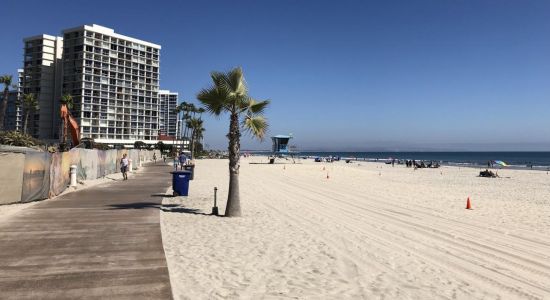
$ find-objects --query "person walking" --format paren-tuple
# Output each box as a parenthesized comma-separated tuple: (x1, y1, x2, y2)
(173, 155, 179, 170)
(120, 154, 129, 180)
(178, 153, 187, 170)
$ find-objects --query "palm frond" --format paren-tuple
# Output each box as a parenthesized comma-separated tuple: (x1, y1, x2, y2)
(1, 75, 13, 89)
(239, 98, 270, 114)
(249, 99, 270, 114)
(197, 86, 230, 116)
(60, 94, 74, 110)
(227, 67, 247, 95)
(235, 95, 252, 112)
(241, 115, 268, 140)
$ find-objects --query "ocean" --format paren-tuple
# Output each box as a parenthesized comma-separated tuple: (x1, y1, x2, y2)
(292, 152, 550, 170)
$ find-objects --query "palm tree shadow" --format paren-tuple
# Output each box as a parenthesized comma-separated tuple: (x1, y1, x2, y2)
(150, 193, 173, 197)
(107, 202, 220, 216)
(161, 206, 213, 216)
(108, 202, 161, 209)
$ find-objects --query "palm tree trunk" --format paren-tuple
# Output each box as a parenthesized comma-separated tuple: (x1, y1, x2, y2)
(23, 112, 29, 134)
(0, 88, 8, 131)
(63, 119, 67, 145)
(190, 129, 196, 159)
(226, 112, 241, 217)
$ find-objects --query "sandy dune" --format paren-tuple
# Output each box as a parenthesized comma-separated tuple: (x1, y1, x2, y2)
(161, 158, 550, 299)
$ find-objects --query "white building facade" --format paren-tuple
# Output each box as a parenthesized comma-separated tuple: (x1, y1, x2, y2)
(61, 25, 161, 145)
(158, 90, 178, 137)
(22, 35, 64, 139)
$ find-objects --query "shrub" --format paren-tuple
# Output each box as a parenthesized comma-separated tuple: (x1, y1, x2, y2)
(0, 131, 43, 147)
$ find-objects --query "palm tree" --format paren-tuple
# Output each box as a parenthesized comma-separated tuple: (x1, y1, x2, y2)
(173, 101, 189, 152)
(186, 117, 205, 159)
(60, 94, 74, 146)
(182, 102, 196, 145)
(17, 93, 38, 134)
(197, 67, 269, 217)
(0, 75, 13, 131)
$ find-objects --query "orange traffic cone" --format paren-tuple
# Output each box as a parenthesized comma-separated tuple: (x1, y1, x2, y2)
(466, 197, 472, 210)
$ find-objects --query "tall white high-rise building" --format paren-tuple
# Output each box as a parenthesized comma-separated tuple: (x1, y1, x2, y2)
(61, 24, 161, 145)
(22, 35, 64, 139)
(158, 90, 178, 137)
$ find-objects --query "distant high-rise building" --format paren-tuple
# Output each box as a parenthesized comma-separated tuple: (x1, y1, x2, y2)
(61, 24, 161, 144)
(3, 69, 23, 132)
(22, 35, 64, 139)
(158, 90, 178, 137)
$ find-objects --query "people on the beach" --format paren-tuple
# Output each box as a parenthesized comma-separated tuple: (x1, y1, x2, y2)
(480, 169, 498, 178)
(404, 159, 440, 169)
(120, 154, 129, 180)
(153, 153, 157, 163)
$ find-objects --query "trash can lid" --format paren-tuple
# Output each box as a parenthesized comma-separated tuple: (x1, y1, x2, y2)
(170, 170, 192, 174)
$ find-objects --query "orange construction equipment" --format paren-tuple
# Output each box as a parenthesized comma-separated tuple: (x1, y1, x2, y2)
(466, 197, 472, 210)
(60, 104, 80, 147)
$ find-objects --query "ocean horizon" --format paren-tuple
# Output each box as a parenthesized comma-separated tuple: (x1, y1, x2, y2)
(249, 151, 550, 169)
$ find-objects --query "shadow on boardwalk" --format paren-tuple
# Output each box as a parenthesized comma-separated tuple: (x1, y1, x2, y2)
(107, 202, 213, 216)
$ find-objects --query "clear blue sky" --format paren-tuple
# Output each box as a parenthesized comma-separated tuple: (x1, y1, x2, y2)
(2, 0, 550, 151)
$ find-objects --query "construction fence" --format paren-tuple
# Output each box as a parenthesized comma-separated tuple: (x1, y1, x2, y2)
(0, 149, 160, 205)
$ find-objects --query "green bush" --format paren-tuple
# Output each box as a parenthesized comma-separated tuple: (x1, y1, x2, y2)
(0, 131, 43, 147)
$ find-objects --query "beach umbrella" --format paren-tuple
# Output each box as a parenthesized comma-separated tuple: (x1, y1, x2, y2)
(493, 160, 508, 167)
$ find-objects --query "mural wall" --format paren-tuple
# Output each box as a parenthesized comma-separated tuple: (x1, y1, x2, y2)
(21, 152, 51, 203)
(0, 152, 26, 205)
(0, 149, 160, 205)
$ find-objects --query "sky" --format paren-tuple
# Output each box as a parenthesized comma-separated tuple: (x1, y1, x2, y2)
(1, 0, 550, 151)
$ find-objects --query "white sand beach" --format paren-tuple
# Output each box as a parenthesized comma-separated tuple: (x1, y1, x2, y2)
(161, 157, 550, 299)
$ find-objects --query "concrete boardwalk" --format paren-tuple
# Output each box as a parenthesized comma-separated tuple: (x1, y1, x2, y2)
(0, 163, 173, 299)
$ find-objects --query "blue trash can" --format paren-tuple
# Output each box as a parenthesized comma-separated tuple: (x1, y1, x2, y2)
(171, 170, 192, 196)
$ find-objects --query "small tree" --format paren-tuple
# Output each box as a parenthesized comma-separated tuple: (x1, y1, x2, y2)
(157, 141, 166, 152)
(0, 75, 13, 131)
(134, 141, 146, 149)
(18, 93, 39, 134)
(186, 117, 205, 159)
(197, 67, 269, 217)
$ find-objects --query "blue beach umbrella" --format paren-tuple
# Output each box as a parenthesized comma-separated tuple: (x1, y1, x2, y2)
(493, 160, 508, 167)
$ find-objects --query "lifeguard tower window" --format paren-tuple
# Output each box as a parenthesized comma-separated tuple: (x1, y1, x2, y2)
(272, 135, 292, 153)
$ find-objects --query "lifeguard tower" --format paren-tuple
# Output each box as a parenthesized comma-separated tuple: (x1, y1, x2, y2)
(270, 134, 298, 164)
(271, 134, 292, 154)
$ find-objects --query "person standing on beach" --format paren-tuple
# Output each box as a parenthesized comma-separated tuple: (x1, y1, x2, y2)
(120, 154, 129, 180)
